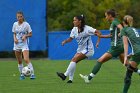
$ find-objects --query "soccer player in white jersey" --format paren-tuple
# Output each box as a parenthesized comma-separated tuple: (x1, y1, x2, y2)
(12, 11, 35, 80)
(56, 15, 101, 83)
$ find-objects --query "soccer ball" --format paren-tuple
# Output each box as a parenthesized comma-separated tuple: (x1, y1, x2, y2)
(22, 66, 31, 77)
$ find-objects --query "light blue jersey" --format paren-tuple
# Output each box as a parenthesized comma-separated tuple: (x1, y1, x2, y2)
(70, 25, 96, 57)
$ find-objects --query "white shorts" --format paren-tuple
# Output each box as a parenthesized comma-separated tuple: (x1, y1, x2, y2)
(78, 49, 94, 57)
(13, 45, 29, 52)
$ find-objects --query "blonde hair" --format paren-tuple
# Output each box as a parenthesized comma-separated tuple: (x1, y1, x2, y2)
(123, 15, 133, 27)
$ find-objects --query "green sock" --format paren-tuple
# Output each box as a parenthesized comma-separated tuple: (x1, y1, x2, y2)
(123, 69, 133, 93)
(88, 61, 102, 80)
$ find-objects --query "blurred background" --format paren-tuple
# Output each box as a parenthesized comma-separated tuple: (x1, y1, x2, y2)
(0, 0, 140, 59)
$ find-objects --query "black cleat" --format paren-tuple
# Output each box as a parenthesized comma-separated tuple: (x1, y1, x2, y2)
(56, 72, 66, 80)
(67, 80, 72, 83)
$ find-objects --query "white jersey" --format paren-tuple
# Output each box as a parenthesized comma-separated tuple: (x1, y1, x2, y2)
(12, 21, 32, 50)
(70, 25, 96, 56)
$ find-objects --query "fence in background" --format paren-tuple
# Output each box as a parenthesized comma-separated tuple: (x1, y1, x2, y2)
(48, 30, 140, 60)
(0, 0, 139, 59)
(48, 30, 111, 60)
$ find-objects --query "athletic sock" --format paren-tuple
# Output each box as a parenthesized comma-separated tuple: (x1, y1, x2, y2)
(69, 64, 76, 81)
(18, 64, 23, 75)
(27, 62, 35, 75)
(123, 69, 133, 93)
(88, 61, 102, 80)
(136, 69, 140, 74)
(64, 62, 76, 76)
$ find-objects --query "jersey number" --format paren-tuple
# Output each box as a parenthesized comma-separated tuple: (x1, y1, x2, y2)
(133, 28, 140, 37)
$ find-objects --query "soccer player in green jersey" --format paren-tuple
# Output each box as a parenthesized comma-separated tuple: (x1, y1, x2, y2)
(121, 15, 140, 93)
(80, 9, 140, 83)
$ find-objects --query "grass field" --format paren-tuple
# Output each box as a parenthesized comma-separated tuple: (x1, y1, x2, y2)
(0, 59, 140, 93)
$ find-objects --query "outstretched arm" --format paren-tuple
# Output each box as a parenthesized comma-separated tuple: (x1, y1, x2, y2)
(99, 34, 112, 38)
(61, 37, 73, 46)
(94, 30, 112, 38)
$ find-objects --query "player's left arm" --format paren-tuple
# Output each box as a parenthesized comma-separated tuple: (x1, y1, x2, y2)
(24, 32, 32, 37)
(22, 32, 32, 42)
(22, 23, 32, 41)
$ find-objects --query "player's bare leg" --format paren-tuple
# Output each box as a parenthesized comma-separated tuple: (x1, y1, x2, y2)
(23, 50, 35, 79)
(119, 53, 140, 74)
(57, 53, 87, 83)
(15, 50, 25, 80)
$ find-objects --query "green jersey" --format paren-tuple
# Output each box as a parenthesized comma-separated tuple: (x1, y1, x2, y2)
(109, 18, 122, 46)
(121, 26, 140, 55)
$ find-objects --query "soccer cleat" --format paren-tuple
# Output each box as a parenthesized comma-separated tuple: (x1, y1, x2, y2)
(56, 72, 66, 80)
(30, 75, 36, 79)
(67, 80, 72, 83)
(20, 75, 25, 80)
(79, 74, 90, 83)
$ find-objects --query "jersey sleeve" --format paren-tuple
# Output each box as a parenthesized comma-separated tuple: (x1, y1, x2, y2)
(87, 26, 96, 35)
(70, 27, 76, 38)
(121, 28, 127, 37)
(12, 23, 15, 33)
(114, 20, 120, 26)
(26, 23, 32, 33)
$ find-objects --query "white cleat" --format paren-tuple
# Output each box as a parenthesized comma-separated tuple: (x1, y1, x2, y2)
(79, 74, 90, 83)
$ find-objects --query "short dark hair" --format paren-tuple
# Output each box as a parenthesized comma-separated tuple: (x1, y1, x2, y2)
(106, 9, 116, 17)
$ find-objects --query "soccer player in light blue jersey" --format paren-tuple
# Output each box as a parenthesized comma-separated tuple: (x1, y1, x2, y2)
(12, 11, 35, 80)
(56, 15, 101, 83)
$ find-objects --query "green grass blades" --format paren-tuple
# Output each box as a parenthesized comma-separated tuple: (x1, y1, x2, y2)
(0, 59, 139, 93)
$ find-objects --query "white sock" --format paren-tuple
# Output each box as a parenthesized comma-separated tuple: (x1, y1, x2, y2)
(69, 64, 76, 81)
(137, 69, 140, 74)
(27, 62, 35, 75)
(89, 73, 95, 78)
(64, 62, 76, 76)
(18, 64, 23, 75)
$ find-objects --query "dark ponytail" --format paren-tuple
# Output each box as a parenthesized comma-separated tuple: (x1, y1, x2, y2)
(75, 14, 85, 32)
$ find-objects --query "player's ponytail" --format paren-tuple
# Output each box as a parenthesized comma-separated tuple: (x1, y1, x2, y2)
(123, 15, 133, 27)
(75, 14, 85, 32)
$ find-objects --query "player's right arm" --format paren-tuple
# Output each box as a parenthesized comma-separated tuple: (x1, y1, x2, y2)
(12, 23, 18, 44)
(13, 32, 18, 44)
(98, 34, 112, 38)
(61, 37, 73, 46)
(62, 27, 75, 46)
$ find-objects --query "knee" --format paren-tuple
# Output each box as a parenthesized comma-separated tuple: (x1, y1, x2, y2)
(97, 58, 104, 63)
(127, 64, 137, 72)
(71, 57, 78, 62)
